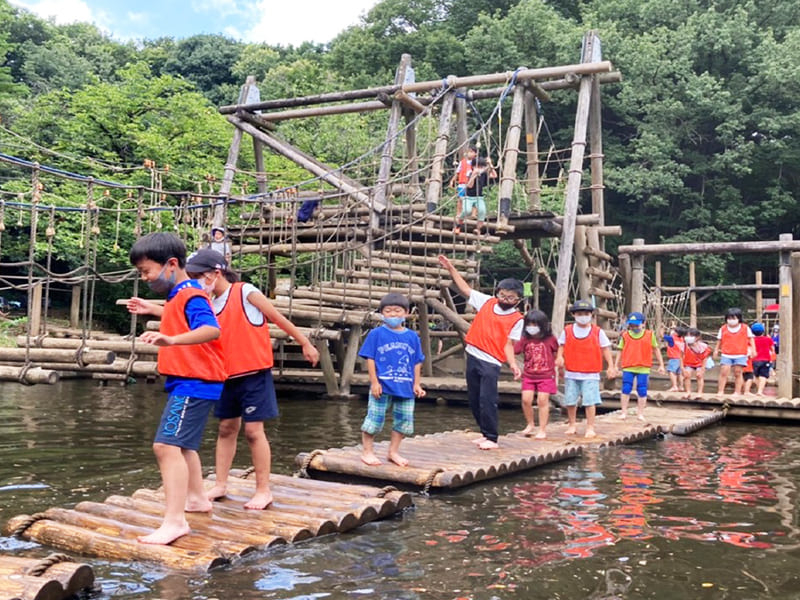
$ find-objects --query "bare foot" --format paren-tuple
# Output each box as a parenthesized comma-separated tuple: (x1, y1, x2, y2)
(521, 425, 535, 437)
(565, 426, 577, 435)
(668, 386, 679, 392)
(244, 491, 273, 510)
(471, 436, 487, 445)
(637, 414, 646, 422)
(387, 452, 409, 467)
(584, 429, 597, 439)
(206, 484, 227, 502)
(619, 412, 628, 420)
(137, 522, 190, 545)
(185, 497, 213, 513)
(478, 439, 499, 450)
(534, 431, 547, 439)
(361, 452, 382, 466)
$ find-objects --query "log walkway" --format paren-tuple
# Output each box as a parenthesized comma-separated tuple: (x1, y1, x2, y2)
(0, 554, 93, 600)
(294, 407, 725, 492)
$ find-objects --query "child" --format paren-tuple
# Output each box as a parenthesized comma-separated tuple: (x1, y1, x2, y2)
(208, 227, 232, 263)
(438, 254, 523, 449)
(449, 146, 476, 234)
(615, 312, 665, 421)
(358, 293, 426, 467)
(713, 308, 755, 395)
(555, 300, 617, 438)
(663, 325, 687, 392)
(184, 249, 320, 510)
(682, 328, 711, 397)
(463, 157, 497, 236)
(513, 310, 559, 439)
(126, 232, 226, 545)
(750, 322, 775, 396)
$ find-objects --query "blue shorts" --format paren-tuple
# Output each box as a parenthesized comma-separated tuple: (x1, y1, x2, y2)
(621, 371, 650, 397)
(361, 393, 414, 437)
(216, 369, 279, 422)
(154, 394, 214, 451)
(666, 358, 681, 374)
(564, 378, 602, 407)
(720, 355, 748, 367)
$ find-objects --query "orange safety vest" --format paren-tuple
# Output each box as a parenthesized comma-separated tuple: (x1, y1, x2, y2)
(464, 298, 522, 363)
(216, 282, 274, 377)
(719, 325, 749, 355)
(456, 158, 472, 185)
(157, 286, 226, 382)
(620, 330, 654, 369)
(683, 343, 710, 368)
(563, 324, 603, 373)
(666, 336, 684, 359)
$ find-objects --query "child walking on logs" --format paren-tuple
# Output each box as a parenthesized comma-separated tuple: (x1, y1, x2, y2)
(513, 309, 559, 439)
(750, 322, 775, 396)
(663, 325, 687, 392)
(555, 300, 617, 438)
(682, 328, 712, 398)
(438, 254, 523, 449)
(186, 249, 320, 509)
(127, 233, 226, 545)
(614, 312, 665, 421)
(358, 293, 426, 467)
(714, 307, 755, 396)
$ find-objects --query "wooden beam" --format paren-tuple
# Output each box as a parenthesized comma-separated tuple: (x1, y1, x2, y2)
(497, 82, 526, 224)
(618, 239, 800, 256)
(523, 90, 541, 210)
(425, 90, 456, 212)
(778, 234, 793, 399)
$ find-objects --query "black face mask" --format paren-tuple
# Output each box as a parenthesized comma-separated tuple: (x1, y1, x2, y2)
(497, 300, 518, 311)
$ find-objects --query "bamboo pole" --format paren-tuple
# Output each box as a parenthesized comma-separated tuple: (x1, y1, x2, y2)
(778, 234, 793, 399)
(425, 90, 456, 212)
(497, 82, 526, 224)
(523, 89, 541, 210)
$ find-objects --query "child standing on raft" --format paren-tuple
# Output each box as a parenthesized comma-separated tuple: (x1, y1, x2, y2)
(713, 308, 755, 396)
(682, 328, 712, 397)
(750, 322, 775, 396)
(663, 325, 687, 392)
(513, 310, 558, 439)
(358, 293, 426, 467)
(614, 311, 665, 421)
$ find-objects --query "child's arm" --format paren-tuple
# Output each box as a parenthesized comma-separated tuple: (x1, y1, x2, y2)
(413, 362, 426, 397)
(366, 358, 382, 398)
(248, 289, 320, 366)
(555, 345, 565, 368)
(140, 324, 219, 347)
(614, 340, 623, 371)
(713, 331, 721, 358)
(127, 297, 164, 317)
(603, 346, 618, 379)
(437, 254, 473, 298)
(654, 336, 666, 374)
(505, 339, 522, 380)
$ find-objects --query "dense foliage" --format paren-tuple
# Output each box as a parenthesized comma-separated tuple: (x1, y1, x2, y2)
(0, 0, 798, 319)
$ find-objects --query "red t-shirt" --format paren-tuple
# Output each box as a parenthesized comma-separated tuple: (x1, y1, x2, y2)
(513, 335, 559, 379)
(753, 336, 774, 361)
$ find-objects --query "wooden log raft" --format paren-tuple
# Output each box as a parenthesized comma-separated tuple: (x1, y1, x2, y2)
(0, 366, 58, 385)
(0, 554, 94, 598)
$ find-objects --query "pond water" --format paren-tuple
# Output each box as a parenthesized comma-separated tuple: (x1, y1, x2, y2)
(1, 380, 800, 599)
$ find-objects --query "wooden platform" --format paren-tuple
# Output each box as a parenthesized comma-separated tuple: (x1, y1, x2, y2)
(0, 553, 93, 600)
(3, 474, 411, 572)
(295, 407, 723, 491)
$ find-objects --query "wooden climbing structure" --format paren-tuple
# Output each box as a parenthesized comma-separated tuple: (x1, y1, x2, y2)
(295, 407, 724, 492)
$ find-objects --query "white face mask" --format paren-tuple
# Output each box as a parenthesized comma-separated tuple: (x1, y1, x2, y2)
(574, 315, 592, 326)
(727, 319, 739, 327)
(525, 325, 540, 336)
(201, 275, 217, 296)
(685, 336, 696, 344)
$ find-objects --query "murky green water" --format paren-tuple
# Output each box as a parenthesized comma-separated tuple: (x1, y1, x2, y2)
(1, 380, 800, 599)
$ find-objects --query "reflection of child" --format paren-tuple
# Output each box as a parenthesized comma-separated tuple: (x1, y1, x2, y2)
(614, 312, 665, 421)
(713, 307, 755, 395)
(750, 322, 775, 396)
(662, 325, 686, 392)
(358, 293, 426, 467)
(513, 310, 558, 439)
(682, 328, 711, 397)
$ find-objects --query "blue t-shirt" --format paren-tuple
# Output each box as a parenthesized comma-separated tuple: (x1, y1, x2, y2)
(358, 325, 425, 398)
(163, 279, 223, 400)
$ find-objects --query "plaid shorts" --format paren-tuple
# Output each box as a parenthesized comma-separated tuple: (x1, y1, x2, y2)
(361, 393, 415, 436)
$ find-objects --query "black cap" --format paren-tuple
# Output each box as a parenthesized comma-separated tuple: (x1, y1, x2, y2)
(378, 292, 410, 311)
(186, 248, 227, 274)
(569, 299, 595, 313)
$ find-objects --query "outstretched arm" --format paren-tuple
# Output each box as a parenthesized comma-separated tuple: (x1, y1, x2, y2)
(437, 254, 472, 298)
(248, 290, 320, 366)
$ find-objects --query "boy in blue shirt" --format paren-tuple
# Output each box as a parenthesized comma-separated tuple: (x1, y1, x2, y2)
(359, 293, 426, 467)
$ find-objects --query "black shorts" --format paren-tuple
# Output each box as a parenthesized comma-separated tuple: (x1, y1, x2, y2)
(752, 360, 771, 379)
(216, 369, 278, 421)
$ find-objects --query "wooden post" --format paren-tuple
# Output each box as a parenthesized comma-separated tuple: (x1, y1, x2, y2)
(405, 112, 420, 191)
(791, 253, 800, 397)
(417, 300, 433, 377)
(315, 340, 339, 397)
(755, 270, 763, 319)
(523, 90, 541, 210)
(573, 225, 591, 301)
(588, 71, 605, 234)
(425, 89, 456, 212)
(29, 281, 43, 337)
(70, 284, 81, 329)
(253, 139, 268, 195)
(630, 238, 645, 314)
(551, 33, 598, 333)
(654, 261, 663, 333)
(497, 82, 526, 224)
(618, 253, 632, 315)
(338, 323, 362, 397)
(778, 234, 793, 398)
(689, 261, 697, 328)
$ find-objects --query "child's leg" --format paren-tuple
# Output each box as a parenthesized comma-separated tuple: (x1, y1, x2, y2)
(584, 406, 597, 438)
(697, 368, 706, 394)
(206, 417, 241, 501)
(717, 364, 731, 394)
(388, 397, 414, 466)
(636, 373, 649, 420)
(743, 374, 754, 395)
(564, 378, 579, 434)
(184, 448, 212, 512)
(583, 380, 601, 438)
(361, 392, 388, 465)
(475, 197, 487, 234)
(242, 420, 273, 509)
(619, 370, 635, 418)
(521, 389, 535, 435)
(535, 392, 550, 438)
(733, 365, 744, 394)
(139, 443, 191, 545)
(361, 431, 379, 465)
(387, 430, 407, 466)
(756, 376, 767, 395)
(683, 369, 693, 397)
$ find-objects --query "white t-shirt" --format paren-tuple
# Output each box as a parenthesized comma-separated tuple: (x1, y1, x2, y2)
(557, 323, 611, 381)
(211, 282, 263, 324)
(464, 290, 524, 366)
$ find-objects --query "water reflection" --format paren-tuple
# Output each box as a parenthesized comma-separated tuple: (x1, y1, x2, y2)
(2, 381, 800, 598)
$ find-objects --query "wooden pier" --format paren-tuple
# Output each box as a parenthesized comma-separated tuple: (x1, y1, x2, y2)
(3, 474, 411, 572)
(295, 407, 725, 491)
(0, 553, 94, 600)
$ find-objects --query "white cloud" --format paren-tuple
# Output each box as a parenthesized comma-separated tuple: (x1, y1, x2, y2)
(11, 0, 107, 27)
(126, 11, 148, 24)
(242, 0, 377, 46)
(191, 0, 245, 18)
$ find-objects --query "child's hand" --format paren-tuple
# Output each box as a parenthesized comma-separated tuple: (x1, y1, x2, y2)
(555, 355, 564, 368)
(511, 363, 522, 380)
(437, 254, 452, 271)
(657, 365, 666, 375)
(607, 366, 618, 379)
(302, 341, 320, 366)
(370, 381, 383, 398)
(414, 384, 426, 398)
(127, 297, 156, 315)
(140, 331, 173, 347)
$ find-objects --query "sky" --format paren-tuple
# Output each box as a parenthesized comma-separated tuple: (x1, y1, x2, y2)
(10, 0, 380, 46)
